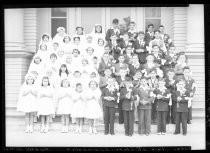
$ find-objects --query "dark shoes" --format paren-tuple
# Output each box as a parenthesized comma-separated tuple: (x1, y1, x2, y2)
(104, 132, 108, 135)
(187, 120, 191, 124)
(173, 132, 180, 135)
(111, 133, 115, 135)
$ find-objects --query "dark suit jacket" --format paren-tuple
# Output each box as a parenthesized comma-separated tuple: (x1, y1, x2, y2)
(145, 32, 154, 44)
(120, 87, 135, 111)
(101, 87, 118, 108)
(135, 87, 154, 110)
(153, 88, 170, 111)
(174, 90, 190, 112)
(105, 28, 121, 42)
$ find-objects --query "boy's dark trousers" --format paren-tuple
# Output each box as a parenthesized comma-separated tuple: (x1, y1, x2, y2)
(138, 109, 151, 134)
(166, 106, 171, 124)
(123, 110, 134, 135)
(157, 111, 167, 133)
(151, 100, 157, 124)
(175, 112, 187, 134)
(187, 106, 192, 122)
(118, 100, 124, 124)
(171, 100, 177, 124)
(104, 106, 116, 134)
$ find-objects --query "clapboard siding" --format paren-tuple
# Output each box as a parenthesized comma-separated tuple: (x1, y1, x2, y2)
(24, 8, 38, 52)
(161, 7, 174, 40)
(173, 7, 187, 49)
(5, 57, 31, 109)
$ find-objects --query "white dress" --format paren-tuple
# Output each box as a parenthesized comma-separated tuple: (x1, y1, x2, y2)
(37, 86, 55, 116)
(56, 87, 73, 115)
(71, 91, 86, 118)
(17, 84, 38, 113)
(60, 42, 73, 55)
(84, 89, 102, 119)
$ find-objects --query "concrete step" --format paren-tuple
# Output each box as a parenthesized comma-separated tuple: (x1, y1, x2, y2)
(6, 117, 205, 134)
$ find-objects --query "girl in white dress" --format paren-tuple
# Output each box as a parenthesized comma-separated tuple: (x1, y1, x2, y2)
(95, 38, 106, 60)
(28, 55, 44, 80)
(65, 55, 74, 75)
(17, 74, 38, 133)
(36, 43, 50, 61)
(71, 49, 83, 69)
(83, 47, 96, 65)
(39, 33, 53, 52)
(58, 64, 69, 79)
(71, 83, 86, 134)
(74, 26, 86, 44)
(37, 76, 55, 133)
(52, 27, 67, 46)
(56, 78, 73, 133)
(90, 24, 105, 46)
(85, 80, 103, 134)
(60, 35, 73, 55)
(71, 36, 84, 54)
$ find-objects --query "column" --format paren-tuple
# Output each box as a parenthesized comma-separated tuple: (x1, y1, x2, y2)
(75, 7, 81, 27)
(5, 9, 25, 53)
(5, 9, 33, 115)
(136, 7, 144, 31)
(68, 8, 76, 35)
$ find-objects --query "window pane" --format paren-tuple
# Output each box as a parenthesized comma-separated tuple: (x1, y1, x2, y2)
(81, 8, 101, 34)
(145, 19, 161, 30)
(51, 8, 67, 17)
(145, 7, 161, 18)
(51, 18, 67, 38)
(110, 7, 131, 25)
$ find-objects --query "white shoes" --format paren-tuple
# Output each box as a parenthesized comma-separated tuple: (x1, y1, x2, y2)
(65, 126, 69, 133)
(25, 125, 30, 133)
(92, 127, 97, 134)
(157, 132, 161, 135)
(89, 127, 93, 134)
(44, 125, 49, 133)
(79, 126, 82, 134)
(29, 125, 33, 133)
(40, 125, 45, 133)
(75, 127, 80, 133)
(61, 126, 65, 133)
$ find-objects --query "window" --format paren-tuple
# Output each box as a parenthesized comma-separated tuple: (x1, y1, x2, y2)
(51, 8, 67, 38)
(145, 7, 161, 31)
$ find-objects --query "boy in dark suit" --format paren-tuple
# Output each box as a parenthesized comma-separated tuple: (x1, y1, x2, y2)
(148, 68, 159, 124)
(128, 21, 138, 42)
(153, 78, 171, 135)
(119, 32, 133, 54)
(129, 54, 142, 79)
(120, 75, 135, 136)
(135, 76, 155, 135)
(105, 19, 121, 43)
(183, 66, 196, 124)
(165, 69, 177, 124)
(133, 31, 149, 64)
(174, 79, 191, 136)
(163, 46, 178, 76)
(145, 24, 155, 44)
(101, 77, 119, 135)
(98, 52, 113, 77)
(107, 34, 122, 63)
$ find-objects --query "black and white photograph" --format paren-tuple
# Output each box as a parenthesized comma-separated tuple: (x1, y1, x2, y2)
(4, 5, 205, 150)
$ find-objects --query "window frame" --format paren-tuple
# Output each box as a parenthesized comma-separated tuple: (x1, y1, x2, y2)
(144, 7, 161, 31)
(50, 8, 69, 38)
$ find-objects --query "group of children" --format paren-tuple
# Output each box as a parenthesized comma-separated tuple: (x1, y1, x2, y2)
(17, 18, 196, 137)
